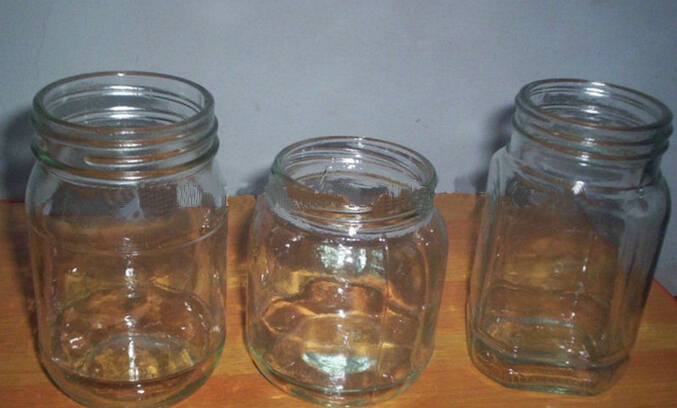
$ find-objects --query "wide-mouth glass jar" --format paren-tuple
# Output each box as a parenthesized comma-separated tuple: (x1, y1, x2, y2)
(467, 79, 672, 395)
(25, 72, 228, 408)
(246, 136, 449, 406)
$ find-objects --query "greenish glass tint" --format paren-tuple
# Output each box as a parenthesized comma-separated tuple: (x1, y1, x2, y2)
(246, 136, 448, 406)
(467, 79, 672, 395)
(26, 72, 228, 408)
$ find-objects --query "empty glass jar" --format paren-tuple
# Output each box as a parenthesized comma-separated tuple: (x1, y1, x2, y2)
(246, 136, 448, 406)
(25, 72, 228, 408)
(467, 79, 672, 395)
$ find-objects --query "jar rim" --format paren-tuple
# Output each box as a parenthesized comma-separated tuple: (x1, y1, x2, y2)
(30, 71, 219, 179)
(517, 78, 673, 133)
(272, 135, 438, 192)
(266, 136, 438, 232)
(32, 71, 215, 135)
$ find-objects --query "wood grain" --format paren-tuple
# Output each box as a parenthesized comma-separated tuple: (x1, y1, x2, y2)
(1, 194, 676, 407)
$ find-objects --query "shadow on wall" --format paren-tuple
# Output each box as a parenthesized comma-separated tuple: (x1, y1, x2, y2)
(453, 105, 514, 194)
(235, 168, 270, 197)
(1, 108, 35, 201)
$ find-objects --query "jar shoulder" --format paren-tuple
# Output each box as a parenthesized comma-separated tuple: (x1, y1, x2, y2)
(25, 163, 228, 249)
(487, 148, 670, 209)
(26, 163, 227, 215)
(249, 196, 448, 263)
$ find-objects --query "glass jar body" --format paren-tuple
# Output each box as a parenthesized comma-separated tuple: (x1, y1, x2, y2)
(25, 72, 228, 408)
(246, 137, 448, 406)
(467, 79, 672, 395)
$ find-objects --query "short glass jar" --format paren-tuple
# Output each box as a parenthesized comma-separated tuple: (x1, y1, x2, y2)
(246, 136, 448, 406)
(467, 79, 672, 395)
(25, 72, 228, 408)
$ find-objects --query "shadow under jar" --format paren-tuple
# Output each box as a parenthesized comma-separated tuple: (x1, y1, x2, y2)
(246, 136, 448, 406)
(25, 72, 228, 408)
(467, 79, 673, 395)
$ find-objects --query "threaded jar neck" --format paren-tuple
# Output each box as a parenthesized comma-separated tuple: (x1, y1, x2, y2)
(511, 79, 672, 164)
(508, 79, 673, 188)
(31, 71, 218, 180)
(265, 136, 437, 234)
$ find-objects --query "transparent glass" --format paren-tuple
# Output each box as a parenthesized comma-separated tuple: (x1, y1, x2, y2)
(25, 72, 228, 408)
(467, 79, 673, 395)
(246, 136, 448, 406)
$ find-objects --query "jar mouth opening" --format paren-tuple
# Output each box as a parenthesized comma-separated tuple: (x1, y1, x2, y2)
(32, 71, 214, 136)
(268, 136, 437, 227)
(512, 79, 673, 163)
(31, 71, 219, 179)
(517, 78, 673, 133)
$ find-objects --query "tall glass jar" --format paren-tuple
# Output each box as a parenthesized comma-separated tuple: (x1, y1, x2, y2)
(246, 136, 448, 406)
(467, 79, 672, 395)
(25, 72, 228, 408)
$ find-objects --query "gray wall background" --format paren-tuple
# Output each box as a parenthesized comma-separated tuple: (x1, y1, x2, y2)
(2, 1, 676, 293)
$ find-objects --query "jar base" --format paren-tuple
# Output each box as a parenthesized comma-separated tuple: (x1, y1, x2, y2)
(249, 346, 422, 406)
(467, 331, 627, 396)
(40, 339, 224, 408)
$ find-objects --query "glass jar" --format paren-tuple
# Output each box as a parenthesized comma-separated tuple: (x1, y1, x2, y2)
(25, 72, 228, 408)
(467, 79, 673, 395)
(246, 136, 448, 406)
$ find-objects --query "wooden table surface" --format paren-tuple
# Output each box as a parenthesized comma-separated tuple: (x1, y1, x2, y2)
(2, 194, 676, 408)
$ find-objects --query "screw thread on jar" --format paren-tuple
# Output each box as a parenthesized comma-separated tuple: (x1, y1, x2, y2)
(509, 79, 672, 188)
(265, 136, 438, 234)
(30, 71, 219, 180)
